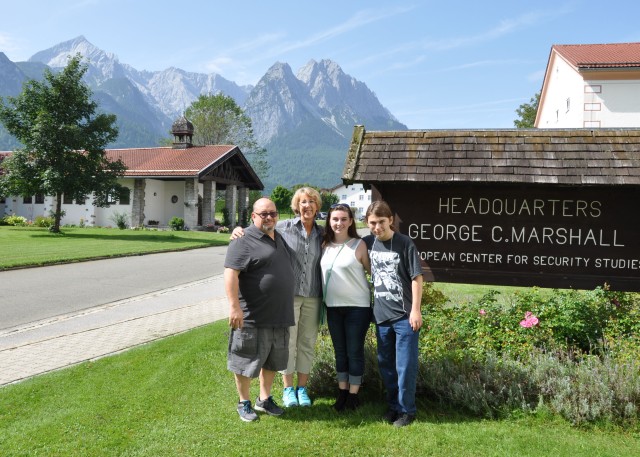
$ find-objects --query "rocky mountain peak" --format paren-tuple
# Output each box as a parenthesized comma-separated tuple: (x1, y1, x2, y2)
(29, 35, 125, 84)
(1, 37, 406, 190)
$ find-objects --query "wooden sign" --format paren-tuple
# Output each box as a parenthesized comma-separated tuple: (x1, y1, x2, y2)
(381, 183, 640, 291)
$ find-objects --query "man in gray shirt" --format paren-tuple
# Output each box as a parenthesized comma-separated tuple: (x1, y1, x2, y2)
(225, 197, 295, 422)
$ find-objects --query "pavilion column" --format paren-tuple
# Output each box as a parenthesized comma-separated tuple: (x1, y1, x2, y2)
(131, 179, 146, 227)
(225, 184, 238, 227)
(202, 180, 217, 226)
(237, 187, 249, 227)
(184, 178, 199, 229)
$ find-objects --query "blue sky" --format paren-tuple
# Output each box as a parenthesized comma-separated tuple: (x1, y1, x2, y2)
(1, 0, 639, 129)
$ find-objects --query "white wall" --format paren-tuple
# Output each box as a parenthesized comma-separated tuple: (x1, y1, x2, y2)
(93, 178, 134, 227)
(537, 55, 585, 128)
(585, 80, 640, 127)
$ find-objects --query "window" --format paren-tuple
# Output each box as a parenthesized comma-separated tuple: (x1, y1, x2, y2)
(341, 194, 347, 200)
(0, 196, 5, 204)
(118, 187, 131, 205)
(63, 194, 73, 204)
(35, 194, 45, 204)
(23, 195, 32, 204)
(566, 98, 570, 112)
(350, 201, 355, 207)
(359, 195, 364, 200)
(76, 195, 86, 205)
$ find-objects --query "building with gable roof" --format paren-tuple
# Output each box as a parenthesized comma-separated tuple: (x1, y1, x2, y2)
(0, 116, 263, 228)
(328, 182, 371, 220)
(536, 42, 640, 128)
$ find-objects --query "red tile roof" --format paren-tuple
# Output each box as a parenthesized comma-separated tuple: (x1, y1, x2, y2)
(106, 145, 236, 177)
(553, 42, 640, 69)
(0, 144, 264, 189)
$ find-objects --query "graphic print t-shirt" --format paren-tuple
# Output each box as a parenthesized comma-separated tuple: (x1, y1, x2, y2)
(364, 233, 422, 324)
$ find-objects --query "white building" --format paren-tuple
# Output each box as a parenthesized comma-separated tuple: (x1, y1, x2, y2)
(0, 117, 263, 228)
(536, 42, 640, 128)
(330, 182, 371, 219)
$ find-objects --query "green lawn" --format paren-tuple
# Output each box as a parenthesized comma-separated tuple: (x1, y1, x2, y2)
(0, 226, 230, 269)
(1, 320, 638, 457)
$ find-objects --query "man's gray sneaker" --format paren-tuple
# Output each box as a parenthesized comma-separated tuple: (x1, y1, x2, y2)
(254, 396, 284, 416)
(237, 400, 259, 422)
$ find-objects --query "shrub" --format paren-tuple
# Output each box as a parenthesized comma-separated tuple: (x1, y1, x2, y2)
(109, 211, 129, 230)
(4, 215, 28, 226)
(34, 215, 54, 228)
(169, 217, 185, 231)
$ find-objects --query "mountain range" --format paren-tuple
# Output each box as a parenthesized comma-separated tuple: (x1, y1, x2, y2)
(0, 36, 407, 191)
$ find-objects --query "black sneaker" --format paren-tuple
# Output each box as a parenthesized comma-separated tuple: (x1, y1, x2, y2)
(383, 408, 399, 424)
(393, 413, 416, 427)
(237, 400, 259, 422)
(254, 396, 284, 416)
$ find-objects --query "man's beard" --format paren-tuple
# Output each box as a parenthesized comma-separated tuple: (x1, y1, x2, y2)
(260, 224, 275, 234)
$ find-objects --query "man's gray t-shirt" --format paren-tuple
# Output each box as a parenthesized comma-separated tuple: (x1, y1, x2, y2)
(225, 224, 295, 328)
(364, 233, 422, 325)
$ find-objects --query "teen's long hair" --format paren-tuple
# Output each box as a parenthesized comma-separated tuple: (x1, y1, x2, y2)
(364, 200, 396, 231)
(323, 204, 360, 245)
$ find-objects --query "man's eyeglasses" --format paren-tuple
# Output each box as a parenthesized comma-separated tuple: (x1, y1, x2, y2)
(255, 211, 278, 219)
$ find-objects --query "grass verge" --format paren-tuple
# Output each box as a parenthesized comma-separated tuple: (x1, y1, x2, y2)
(1, 320, 638, 457)
(0, 226, 230, 269)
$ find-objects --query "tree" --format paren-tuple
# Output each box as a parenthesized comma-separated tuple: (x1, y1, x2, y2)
(0, 54, 126, 233)
(320, 191, 339, 212)
(514, 92, 540, 128)
(185, 93, 269, 180)
(271, 185, 293, 216)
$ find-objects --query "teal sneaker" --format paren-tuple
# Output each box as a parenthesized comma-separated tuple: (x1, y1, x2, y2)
(297, 386, 312, 407)
(282, 387, 298, 407)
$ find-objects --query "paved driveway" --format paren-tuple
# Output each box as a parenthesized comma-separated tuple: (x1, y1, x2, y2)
(0, 246, 228, 330)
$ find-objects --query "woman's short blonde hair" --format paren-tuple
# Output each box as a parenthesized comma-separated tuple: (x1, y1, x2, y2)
(290, 187, 322, 214)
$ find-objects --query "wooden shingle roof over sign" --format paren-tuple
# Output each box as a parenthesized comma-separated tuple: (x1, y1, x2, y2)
(342, 126, 640, 186)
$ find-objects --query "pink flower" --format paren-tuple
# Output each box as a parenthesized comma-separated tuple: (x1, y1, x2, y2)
(479, 309, 487, 316)
(519, 311, 539, 328)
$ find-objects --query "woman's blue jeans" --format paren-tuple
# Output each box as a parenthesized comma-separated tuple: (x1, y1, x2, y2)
(326, 306, 372, 386)
(375, 317, 420, 415)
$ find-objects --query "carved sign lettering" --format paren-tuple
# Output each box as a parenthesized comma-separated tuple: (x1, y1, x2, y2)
(379, 184, 640, 291)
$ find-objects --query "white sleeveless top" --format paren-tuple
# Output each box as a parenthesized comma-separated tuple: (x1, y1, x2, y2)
(321, 239, 371, 308)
